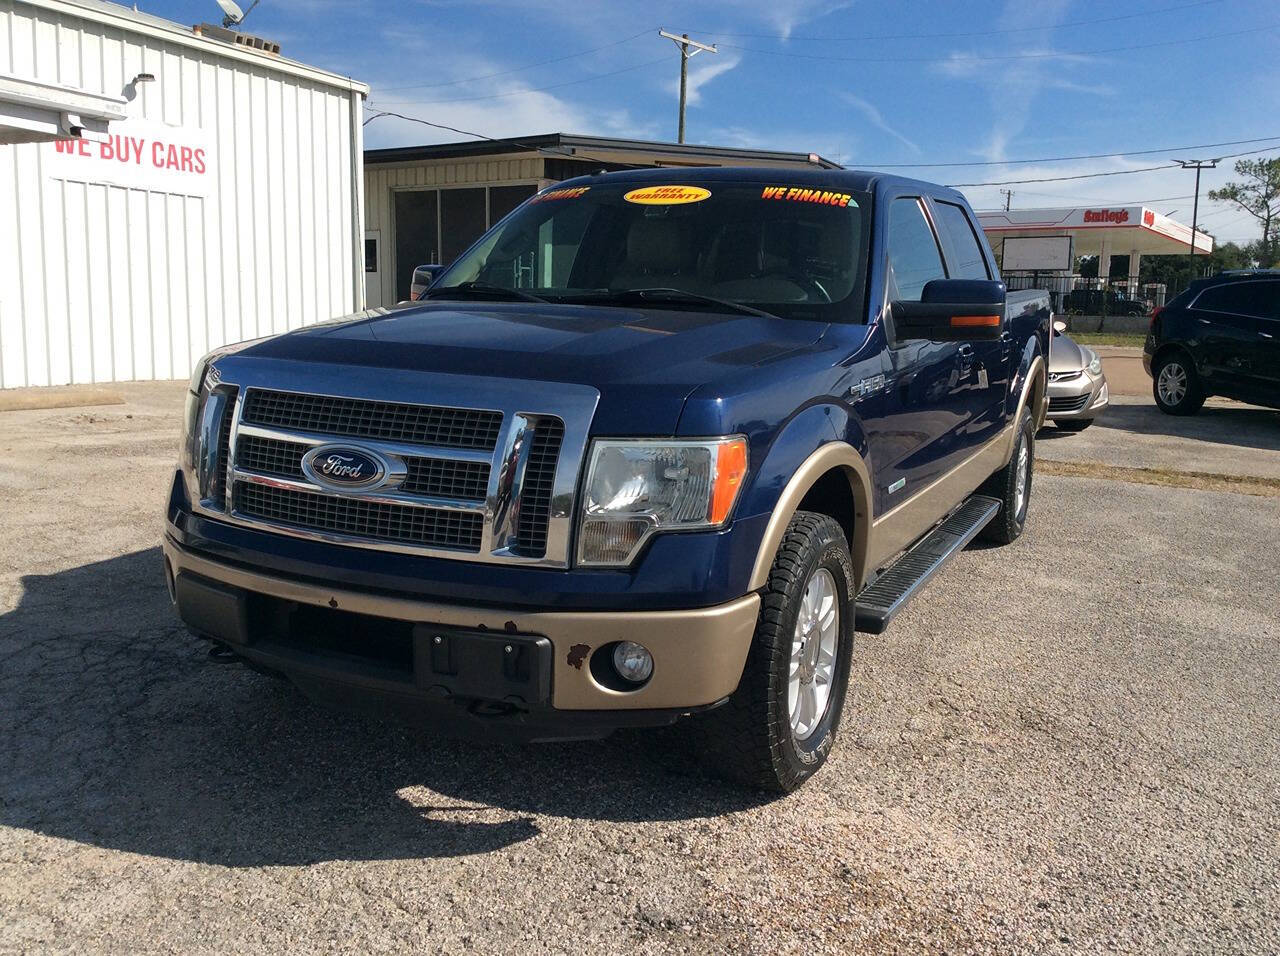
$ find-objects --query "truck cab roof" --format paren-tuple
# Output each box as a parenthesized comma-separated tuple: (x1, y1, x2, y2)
(548, 165, 968, 205)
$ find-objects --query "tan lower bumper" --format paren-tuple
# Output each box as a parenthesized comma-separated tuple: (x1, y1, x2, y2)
(163, 539, 759, 711)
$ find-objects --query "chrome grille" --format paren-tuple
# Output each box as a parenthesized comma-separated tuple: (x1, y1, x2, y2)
(200, 366, 599, 569)
(211, 390, 235, 504)
(234, 482, 483, 551)
(241, 388, 503, 451)
(237, 434, 490, 501)
(515, 418, 564, 556)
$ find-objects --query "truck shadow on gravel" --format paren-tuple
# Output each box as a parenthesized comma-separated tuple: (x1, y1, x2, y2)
(0, 549, 769, 866)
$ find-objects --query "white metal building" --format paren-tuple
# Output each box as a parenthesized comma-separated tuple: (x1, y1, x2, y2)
(0, 0, 368, 389)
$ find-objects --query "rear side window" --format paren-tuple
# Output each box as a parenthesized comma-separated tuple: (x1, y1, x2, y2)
(1194, 281, 1280, 319)
(933, 201, 991, 280)
(887, 198, 946, 301)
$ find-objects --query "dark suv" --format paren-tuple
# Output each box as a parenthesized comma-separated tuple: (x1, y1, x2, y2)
(1144, 271, 1280, 415)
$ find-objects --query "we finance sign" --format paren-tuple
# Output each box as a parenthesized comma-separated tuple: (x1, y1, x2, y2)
(44, 121, 213, 197)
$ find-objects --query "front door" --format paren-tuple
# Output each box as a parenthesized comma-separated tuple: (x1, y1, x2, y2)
(870, 196, 965, 515)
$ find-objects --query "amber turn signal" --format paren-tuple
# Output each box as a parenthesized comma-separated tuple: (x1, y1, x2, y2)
(710, 438, 749, 524)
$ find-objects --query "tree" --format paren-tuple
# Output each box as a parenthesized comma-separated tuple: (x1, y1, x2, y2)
(1208, 158, 1280, 268)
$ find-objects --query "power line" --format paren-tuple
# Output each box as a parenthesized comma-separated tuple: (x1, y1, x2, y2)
(378, 56, 668, 106)
(863, 135, 1280, 169)
(374, 30, 653, 93)
(718, 23, 1276, 64)
(946, 145, 1280, 187)
(689, 0, 1224, 41)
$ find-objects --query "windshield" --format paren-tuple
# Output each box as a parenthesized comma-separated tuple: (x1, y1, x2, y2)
(432, 181, 872, 322)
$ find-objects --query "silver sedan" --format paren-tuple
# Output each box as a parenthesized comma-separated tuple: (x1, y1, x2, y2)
(1046, 321, 1109, 431)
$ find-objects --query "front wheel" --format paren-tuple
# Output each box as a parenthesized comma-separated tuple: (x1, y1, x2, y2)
(979, 407, 1035, 545)
(692, 512, 855, 793)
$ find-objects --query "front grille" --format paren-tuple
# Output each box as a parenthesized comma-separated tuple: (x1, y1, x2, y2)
(515, 418, 564, 556)
(237, 434, 305, 478)
(402, 457, 490, 501)
(1049, 370, 1083, 383)
(1048, 394, 1091, 412)
(234, 481, 483, 552)
(210, 387, 236, 505)
(241, 388, 503, 451)
(236, 434, 491, 501)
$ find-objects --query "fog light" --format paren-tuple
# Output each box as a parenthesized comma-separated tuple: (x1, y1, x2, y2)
(612, 641, 654, 684)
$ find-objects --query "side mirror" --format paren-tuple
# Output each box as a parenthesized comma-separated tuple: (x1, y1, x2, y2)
(409, 264, 445, 301)
(891, 279, 1006, 342)
(1053, 319, 1068, 335)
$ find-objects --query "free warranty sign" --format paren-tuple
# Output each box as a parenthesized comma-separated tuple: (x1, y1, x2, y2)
(623, 185, 711, 205)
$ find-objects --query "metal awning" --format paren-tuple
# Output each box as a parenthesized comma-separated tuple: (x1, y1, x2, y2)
(977, 205, 1212, 256)
(0, 72, 127, 145)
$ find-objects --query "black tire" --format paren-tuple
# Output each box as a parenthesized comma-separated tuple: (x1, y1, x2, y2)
(1054, 418, 1092, 432)
(691, 512, 855, 793)
(1152, 351, 1205, 416)
(979, 407, 1035, 545)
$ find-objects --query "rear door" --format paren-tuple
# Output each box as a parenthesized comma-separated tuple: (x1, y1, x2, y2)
(871, 196, 964, 513)
(928, 198, 1007, 446)
(1188, 280, 1271, 393)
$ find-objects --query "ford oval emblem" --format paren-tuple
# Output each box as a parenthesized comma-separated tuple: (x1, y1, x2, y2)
(301, 444, 388, 491)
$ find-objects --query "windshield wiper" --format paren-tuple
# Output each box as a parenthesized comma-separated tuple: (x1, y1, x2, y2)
(422, 282, 548, 303)
(571, 288, 780, 320)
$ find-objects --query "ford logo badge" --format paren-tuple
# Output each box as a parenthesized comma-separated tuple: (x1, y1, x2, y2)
(301, 444, 388, 491)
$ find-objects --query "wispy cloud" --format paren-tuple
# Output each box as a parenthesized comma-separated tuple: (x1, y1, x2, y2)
(663, 52, 742, 107)
(839, 93, 919, 154)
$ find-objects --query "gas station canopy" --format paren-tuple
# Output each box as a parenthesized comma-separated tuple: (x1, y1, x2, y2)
(977, 205, 1213, 258)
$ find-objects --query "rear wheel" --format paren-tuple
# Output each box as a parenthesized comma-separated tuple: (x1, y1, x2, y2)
(692, 512, 855, 793)
(1153, 352, 1205, 416)
(979, 407, 1035, 545)
(1054, 418, 1092, 432)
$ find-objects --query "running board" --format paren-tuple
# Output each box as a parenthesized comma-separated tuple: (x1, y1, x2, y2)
(854, 495, 1001, 634)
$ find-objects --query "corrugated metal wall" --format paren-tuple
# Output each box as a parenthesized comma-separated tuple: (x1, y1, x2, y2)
(364, 158, 544, 308)
(0, 0, 365, 388)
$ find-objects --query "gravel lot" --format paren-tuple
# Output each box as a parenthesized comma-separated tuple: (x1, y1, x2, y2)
(2, 382, 1278, 953)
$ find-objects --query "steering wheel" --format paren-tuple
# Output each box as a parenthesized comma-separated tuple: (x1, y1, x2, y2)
(776, 270, 831, 303)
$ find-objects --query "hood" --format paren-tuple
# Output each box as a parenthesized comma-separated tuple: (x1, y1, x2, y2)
(237, 302, 829, 436)
(1048, 332, 1086, 373)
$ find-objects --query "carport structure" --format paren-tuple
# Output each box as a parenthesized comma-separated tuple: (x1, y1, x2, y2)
(977, 205, 1213, 295)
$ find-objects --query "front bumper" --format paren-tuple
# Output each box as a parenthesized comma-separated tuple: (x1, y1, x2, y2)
(162, 535, 759, 736)
(1046, 369, 1109, 420)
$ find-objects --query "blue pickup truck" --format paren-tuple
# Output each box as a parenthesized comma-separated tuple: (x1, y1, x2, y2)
(165, 168, 1049, 792)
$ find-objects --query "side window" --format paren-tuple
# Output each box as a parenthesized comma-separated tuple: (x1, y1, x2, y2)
(933, 201, 991, 280)
(1195, 282, 1272, 319)
(887, 198, 947, 301)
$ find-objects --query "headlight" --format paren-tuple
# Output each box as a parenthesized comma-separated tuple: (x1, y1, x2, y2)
(577, 437, 748, 567)
(1085, 348, 1103, 376)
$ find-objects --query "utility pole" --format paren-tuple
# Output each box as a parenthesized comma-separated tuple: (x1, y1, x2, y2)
(1174, 158, 1217, 276)
(1000, 188, 1013, 212)
(659, 30, 717, 144)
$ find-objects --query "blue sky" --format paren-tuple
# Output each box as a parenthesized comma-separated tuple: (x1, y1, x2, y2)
(153, 0, 1280, 245)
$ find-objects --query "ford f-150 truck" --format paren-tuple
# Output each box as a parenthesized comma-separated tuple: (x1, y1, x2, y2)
(164, 168, 1049, 792)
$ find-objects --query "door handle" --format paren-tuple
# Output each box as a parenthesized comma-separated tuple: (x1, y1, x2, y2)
(1261, 331, 1274, 339)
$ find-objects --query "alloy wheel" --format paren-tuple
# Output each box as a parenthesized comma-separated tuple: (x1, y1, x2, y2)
(788, 567, 840, 742)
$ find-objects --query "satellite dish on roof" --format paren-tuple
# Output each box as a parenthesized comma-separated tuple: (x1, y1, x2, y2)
(215, 0, 259, 28)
